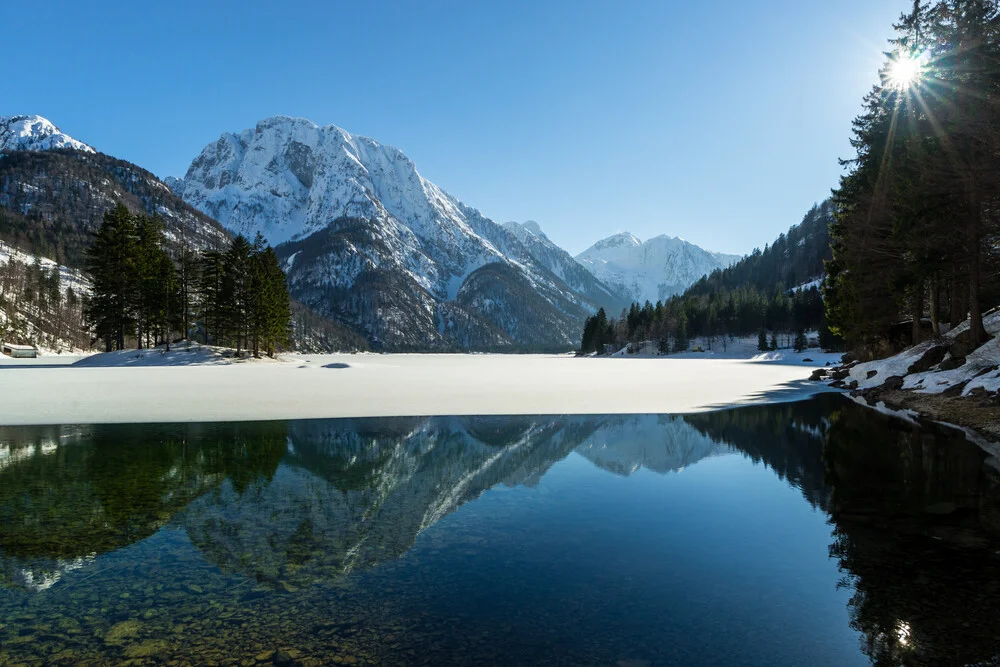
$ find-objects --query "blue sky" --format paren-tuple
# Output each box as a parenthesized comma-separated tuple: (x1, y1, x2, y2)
(7, 1, 908, 255)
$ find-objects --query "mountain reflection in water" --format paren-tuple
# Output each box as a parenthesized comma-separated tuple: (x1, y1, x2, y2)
(0, 394, 998, 666)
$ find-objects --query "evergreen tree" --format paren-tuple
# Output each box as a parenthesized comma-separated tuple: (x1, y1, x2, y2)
(252, 244, 291, 357)
(673, 314, 689, 353)
(198, 250, 225, 345)
(794, 329, 808, 352)
(758, 328, 769, 352)
(177, 243, 200, 341)
(222, 235, 254, 353)
(84, 204, 138, 351)
(828, 1, 1000, 356)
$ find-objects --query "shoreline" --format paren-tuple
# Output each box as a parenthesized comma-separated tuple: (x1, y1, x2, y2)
(851, 386, 1000, 444)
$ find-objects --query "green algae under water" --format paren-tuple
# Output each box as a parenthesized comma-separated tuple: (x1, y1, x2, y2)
(1, 394, 999, 666)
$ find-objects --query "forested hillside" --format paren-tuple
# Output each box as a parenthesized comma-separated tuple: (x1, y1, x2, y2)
(580, 201, 835, 354)
(0, 149, 229, 267)
(0, 240, 90, 352)
(827, 1, 1000, 359)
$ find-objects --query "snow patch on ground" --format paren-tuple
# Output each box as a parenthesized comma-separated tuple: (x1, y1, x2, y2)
(849, 309, 1000, 394)
(70, 343, 261, 367)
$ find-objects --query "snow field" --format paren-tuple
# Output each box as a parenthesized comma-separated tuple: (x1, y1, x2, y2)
(0, 353, 837, 426)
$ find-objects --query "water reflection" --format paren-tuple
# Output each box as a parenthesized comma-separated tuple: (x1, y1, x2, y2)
(0, 395, 998, 665)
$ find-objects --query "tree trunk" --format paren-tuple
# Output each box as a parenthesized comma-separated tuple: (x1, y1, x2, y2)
(911, 283, 923, 345)
(929, 276, 941, 337)
(969, 256, 986, 346)
(950, 267, 964, 329)
(967, 183, 987, 346)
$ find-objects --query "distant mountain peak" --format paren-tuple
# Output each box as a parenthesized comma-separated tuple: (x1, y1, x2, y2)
(0, 115, 94, 154)
(576, 232, 741, 304)
(502, 220, 548, 242)
(589, 231, 642, 251)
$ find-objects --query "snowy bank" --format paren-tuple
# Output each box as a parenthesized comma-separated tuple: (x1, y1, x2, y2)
(813, 308, 1000, 441)
(0, 354, 838, 426)
(847, 308, 1000, 397)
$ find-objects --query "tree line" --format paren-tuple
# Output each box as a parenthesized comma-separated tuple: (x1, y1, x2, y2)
(85, 203, 290, 356)
(580, 284, 827, 354)
(580, 200, 837, 355)
(828, 1, 1000, 358)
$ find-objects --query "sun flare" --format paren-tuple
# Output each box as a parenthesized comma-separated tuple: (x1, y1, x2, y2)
(888, 54, 923, 90)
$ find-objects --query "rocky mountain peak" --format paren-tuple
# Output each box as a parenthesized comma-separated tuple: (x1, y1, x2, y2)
(0, 115, 94, 154)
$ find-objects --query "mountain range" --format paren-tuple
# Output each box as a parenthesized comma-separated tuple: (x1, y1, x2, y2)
(0, 114, 743, 351)
(576, 232, 740, 305)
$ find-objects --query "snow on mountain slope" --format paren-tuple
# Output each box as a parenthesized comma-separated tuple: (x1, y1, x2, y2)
(575, 232, 741, 304)
(170, 116, 600, 350)
(1, 239, 92, 352)
(0, 115, 94, 154)
(503, 220, 629, 311)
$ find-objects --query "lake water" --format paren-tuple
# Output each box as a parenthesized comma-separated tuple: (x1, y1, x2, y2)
(1, 394, 998, 666)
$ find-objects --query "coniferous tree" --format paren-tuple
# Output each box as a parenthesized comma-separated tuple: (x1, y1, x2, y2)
(85, 204, 139, 351)
(673, 314, 689, 353)
(828, 0, 1000, 356)
(198, 250, 225, 345)
(758, 328, 769, 352)
(794, 329, 808, 352)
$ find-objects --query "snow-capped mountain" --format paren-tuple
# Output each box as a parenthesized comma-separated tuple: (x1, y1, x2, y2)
(170, 116, 615, 350)
(502, 221, 629, 312)
(0, 115, 94, 154)
(576, 232, 741, 304)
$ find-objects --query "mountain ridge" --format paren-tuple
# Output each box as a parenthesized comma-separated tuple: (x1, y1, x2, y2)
(575, 232, 741, 305)
(169, 115, 623, 350)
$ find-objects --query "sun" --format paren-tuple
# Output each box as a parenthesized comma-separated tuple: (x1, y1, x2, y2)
(887, 54, 923, 90)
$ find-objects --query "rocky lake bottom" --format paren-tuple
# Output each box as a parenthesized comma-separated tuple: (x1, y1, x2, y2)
(1, 394, 998, 666)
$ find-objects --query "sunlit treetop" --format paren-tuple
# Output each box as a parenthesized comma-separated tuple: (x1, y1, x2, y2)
(886, 51, 927, 90)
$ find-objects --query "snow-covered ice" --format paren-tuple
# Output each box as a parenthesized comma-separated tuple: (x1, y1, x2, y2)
(0, 352, 837, 426)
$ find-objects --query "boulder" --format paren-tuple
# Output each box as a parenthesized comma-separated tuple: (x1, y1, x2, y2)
(810, 368, 828, 381)
(949, 330, 994, 359)
(882, 375, 905, 390)
(938, 355, 967, 371)
(866, 370, 878, 379)
(906, 344, 948, 375)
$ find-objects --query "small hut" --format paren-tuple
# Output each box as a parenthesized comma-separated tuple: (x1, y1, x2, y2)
(2, 343, 38, 359)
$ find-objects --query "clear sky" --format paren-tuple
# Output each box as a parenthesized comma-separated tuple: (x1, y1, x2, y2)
(6, 1, 909, 256)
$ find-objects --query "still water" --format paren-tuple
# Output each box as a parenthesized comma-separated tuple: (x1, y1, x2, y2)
(1, 394, 998, 666)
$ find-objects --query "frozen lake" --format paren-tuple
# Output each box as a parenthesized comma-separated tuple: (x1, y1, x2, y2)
(0, 352, 839, 425)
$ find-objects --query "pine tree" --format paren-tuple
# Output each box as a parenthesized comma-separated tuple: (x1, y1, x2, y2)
(829, 0, 1000, 355)
(253, 245, 291, 357)
(673, 314, 689, 353)
(769, 333, 778, 351)
(794, 329, 808, 352)
(85, 204, 139, 351)
(757, 328, 769, 352)
(177, 243, 200, 342)
(198, 251, 225, 345)
(222, 235, 254, 353)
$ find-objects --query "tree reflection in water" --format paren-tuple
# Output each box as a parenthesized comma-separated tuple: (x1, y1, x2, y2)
(0, 395, 998, 665)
